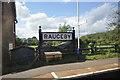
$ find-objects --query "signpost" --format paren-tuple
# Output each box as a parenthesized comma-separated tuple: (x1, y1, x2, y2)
(77, 0, 87, 60)
(38, 26, 75, 60)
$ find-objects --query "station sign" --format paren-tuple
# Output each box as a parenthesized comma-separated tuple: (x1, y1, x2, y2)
(42, 32, 73, 41)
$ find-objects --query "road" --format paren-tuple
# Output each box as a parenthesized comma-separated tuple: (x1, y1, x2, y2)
(2, 58, 119, 78)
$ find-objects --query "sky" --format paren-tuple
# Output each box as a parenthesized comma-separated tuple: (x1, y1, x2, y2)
(15, 1, 118, 39)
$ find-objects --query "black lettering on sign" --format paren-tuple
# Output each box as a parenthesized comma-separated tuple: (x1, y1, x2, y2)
(42, 33, 73, 40)
(64, 34, 67, 39)
(68, 34, 71, 39)
(52, 34, 56, 39)
(57, 34, 60, 39)
(61, 34, 63, 39)
(44, 34, 48, 39)
(49, 34, 52, 39)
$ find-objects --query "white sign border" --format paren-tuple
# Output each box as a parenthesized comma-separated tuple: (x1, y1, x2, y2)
(42, 32, 73, 41)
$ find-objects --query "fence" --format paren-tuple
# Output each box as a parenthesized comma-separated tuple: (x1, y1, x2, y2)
(57, 43, 120, 54)
(80, 44, 120, 53)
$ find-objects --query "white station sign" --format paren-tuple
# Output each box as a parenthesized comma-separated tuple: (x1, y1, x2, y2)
(42, 32, 73, 41)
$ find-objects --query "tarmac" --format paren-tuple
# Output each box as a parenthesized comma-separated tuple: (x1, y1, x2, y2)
(34, 63, 119, 79)
(1, 57, 120, 79)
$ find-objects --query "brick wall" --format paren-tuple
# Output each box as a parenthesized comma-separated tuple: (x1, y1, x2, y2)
(0, 1, 2, 76)
(1, 1, 16, 74)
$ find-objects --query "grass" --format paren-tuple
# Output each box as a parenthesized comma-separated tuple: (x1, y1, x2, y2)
(37, 52, 120, 65)
(3, 44, 119, 75)
(96, 48, 115, 53)
(85, 52, 120, 60)
(4, 52, 119, 75)
(96, 45, 113, 48)
(29, 45, 38, 48)
(4, 45, 119, 75)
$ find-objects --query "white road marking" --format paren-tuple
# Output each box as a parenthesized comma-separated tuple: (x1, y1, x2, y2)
(0, 76, 2, 80)
(51, 72, 58, 78)
(94, 67, 119, 73)
(61, 72, 93, 78)
(60, 67, 119, 79)
(87, 68, 91, 69)
(113, 63, 118, 65)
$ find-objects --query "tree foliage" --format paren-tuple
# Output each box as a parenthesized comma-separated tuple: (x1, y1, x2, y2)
(16, 36, 38, 46)
(81, 9, 120, 44)
(16, 36, 22, 46)
(31, 36, 38, 45)
(107, 9, 120, 44)
(59, 23, 72, 32)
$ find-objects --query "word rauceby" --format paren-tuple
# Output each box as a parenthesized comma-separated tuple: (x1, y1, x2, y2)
(42, 33, 72, 41)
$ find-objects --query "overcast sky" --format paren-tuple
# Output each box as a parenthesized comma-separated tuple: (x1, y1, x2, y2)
(15, 1, 117, 39)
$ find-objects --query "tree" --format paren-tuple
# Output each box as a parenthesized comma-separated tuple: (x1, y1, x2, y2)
(59, 23, 72, 32)
(107, 10, 120, 44)
(27, 38, 32, 45)
(16, 37, 22, 46)
(51, 23, 72, 46)
(31, 36, 38, 45)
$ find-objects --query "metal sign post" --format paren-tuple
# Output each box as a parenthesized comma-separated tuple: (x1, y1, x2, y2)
(39, 26, 42, 60)
(72, 27, 75, 53)
(77, 0, 87, 60)
(38, 26, 76, 60)
(77, 0, 81, 60)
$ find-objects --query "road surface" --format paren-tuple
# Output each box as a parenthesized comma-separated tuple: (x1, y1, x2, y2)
(2, 58, 119, 78)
